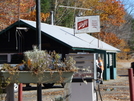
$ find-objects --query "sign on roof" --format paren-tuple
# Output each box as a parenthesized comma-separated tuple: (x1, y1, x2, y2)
(75, 15, 100, 34)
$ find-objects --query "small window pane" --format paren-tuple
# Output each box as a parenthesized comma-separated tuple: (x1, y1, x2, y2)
(0, 55, 7, 64)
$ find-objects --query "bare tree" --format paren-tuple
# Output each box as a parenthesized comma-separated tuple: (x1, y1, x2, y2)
(115, 0, 134, 42)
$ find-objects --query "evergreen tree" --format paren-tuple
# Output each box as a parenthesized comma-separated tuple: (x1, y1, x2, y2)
(41, 0, 52, 13)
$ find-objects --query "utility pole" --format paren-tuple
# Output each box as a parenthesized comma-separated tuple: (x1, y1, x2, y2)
(36, 0, 41, 50)
(36, 0, 42, 101)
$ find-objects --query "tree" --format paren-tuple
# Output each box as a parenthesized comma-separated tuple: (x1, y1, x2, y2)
(117, 0, 134, 52)
(118, 0, 134, 18)
(21, 10, 50, 22)
(77, 0, 126, 42)
(99, 32, 122, 47)
(41, 0, 51, 13)
(0, 0, 35, 30)
(78, 0, 130, 59)
(40, 0, 52, 23)
(79, 0, 126, 27)
(128, 19, 134, 50)
(0, 0, 51, 30)
(54, 0, 76, 27)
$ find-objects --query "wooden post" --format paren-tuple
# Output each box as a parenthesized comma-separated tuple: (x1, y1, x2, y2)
(6, 83, 14, 101)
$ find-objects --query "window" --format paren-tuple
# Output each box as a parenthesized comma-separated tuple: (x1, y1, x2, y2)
(0, 53, 23, 64)
(0, 55, 7, 64)
(11, 54, 23, 64)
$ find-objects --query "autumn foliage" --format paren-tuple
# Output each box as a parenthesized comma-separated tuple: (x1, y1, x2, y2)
(21, 10, 50, 22)
(95, 0, 126, 26)
(0, 0, 50, 31)
(78, 0, 125, 26)
(94, 32, 121, 47)
(93, 31, 130, 60)
(0, 0, 35, 30)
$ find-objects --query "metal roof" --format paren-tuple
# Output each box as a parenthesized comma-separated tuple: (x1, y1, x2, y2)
(75, 34, 120, 52)
(0, 19, 120, 52)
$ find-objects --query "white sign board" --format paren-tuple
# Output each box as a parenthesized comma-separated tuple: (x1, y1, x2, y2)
(75, 15, 100, 34)
(66, 53, 96, 79)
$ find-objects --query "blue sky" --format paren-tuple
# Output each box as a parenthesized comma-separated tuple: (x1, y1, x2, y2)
(120, 0, 134, 17)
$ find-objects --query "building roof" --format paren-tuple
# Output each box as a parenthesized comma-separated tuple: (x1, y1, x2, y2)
(0, 19, 120, 52)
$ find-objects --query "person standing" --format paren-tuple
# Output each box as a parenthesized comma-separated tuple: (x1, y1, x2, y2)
(97, 57, 104, 84)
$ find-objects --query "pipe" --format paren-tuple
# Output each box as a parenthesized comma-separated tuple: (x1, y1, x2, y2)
(128, 68, 134, 101)
(36, 0, 41, 50)
(18, 83, 23, 101)
(51, 11, 54, 25)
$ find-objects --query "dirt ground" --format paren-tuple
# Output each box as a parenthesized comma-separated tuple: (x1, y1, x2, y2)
(98, 60, 132, 101)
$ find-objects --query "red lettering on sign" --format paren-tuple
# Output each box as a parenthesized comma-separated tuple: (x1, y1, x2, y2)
(77, 19, 88, 30)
